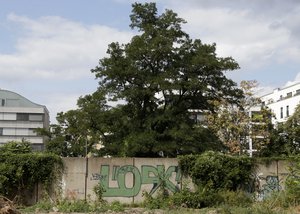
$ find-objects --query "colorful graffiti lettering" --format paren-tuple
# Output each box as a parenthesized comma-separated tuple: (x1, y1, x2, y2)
(257, 175, 281, 200)
(261, 176, 281, 195)
(99, 165, 181, 197)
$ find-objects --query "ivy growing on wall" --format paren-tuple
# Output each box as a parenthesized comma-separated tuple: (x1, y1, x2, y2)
(0, 141, 63, 201)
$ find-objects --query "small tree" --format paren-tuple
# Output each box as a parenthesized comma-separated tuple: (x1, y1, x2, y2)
(260, 104, 300, 157)
(284, 104, 300, 151)
(206, 80, 273, 155)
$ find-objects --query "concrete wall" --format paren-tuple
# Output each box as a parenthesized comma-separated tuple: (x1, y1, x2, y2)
(255, 160, 289, 200)
(62, 157, 181, 203)
(61, 158, 292, 203)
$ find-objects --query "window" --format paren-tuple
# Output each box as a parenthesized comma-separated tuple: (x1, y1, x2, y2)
(287, 92, 292, 98)
(280, 107, 283, 119)
(29, 114, 43, 121)
(16, 113, 29, 121)
(0, 128, 2, 136)
(296, 89, 300, 95)
(287, 105, 289, 117)
(1, 99, 4, 106)
(3, 113, 16, 120)
(31, 144, 44, 151)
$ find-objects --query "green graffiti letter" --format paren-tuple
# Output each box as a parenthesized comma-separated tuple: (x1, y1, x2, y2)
(141, 165, 160, 194)
(141, 165, 181, 195)
(100, 165, 141, 197)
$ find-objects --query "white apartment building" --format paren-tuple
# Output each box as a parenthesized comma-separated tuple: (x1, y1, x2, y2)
(260, 82, 300, 124)
(0, 89, 49, 150)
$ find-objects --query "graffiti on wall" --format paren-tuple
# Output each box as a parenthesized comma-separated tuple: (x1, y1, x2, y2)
(91, 165, 181, 197)
(66, 188, 84, 200)
(254, 174, 282, 200)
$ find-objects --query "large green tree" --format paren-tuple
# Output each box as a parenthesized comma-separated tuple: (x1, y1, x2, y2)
(83, 2, 243, 157)
(45, 3, 243, 157)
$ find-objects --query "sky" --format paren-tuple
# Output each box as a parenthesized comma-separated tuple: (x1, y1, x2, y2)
(1, 0, 300, 123)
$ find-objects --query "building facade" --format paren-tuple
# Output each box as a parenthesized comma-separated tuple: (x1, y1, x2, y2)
(0, 89, 49, 150)
(260, 82, 300, 124)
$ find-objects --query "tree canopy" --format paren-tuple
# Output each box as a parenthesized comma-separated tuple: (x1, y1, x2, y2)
(260, 104, 300, 156)
(48, 2, 244, 157)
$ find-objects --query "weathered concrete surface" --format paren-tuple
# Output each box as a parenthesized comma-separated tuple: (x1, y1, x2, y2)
(62, 157, 180, 203)
(62, 158, 87, 200)
(60, 158, 293, 203)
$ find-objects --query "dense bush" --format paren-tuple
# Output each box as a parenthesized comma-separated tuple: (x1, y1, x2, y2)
(141, 152, 256, 209)
(0, 140, 32, 154)
(179, 151, 256, 191)
(0, 141, 63, 201)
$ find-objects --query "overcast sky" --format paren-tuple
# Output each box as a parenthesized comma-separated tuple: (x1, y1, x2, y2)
(1, 0, 300, 123)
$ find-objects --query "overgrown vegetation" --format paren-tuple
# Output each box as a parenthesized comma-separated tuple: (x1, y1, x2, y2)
(13, 151, 300, 213)
(0, 141, 63, 203)
(139, 151, 256, 210)
(93, 182, 106, 202)
(140, 152, 300, 213)
(284, 156, 300, 205)
(179, 151, 256, 191)
(21, 199, 125, 213)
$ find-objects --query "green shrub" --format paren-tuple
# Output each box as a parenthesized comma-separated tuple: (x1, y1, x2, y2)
(0, 140, 32, 154)
(110, 201, 125, 212)
(0, 150, 63, 201)
(20, 200, 53, 213)
(142, 191, 171, 209)
(179, 151, 256, 191)
(170, 188, 224, 209)
(219, 190, 253, 207)
(56, 199, 124, 213)
(93, 182, 106, 201)
(57, 200, 90, 213)
(284, 159, 300, 205)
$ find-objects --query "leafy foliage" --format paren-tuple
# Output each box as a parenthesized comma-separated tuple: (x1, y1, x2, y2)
(170, 188, 224, 209)
(206, 80, 274, 155)
(0, 141, 63, 201)
(93, 182, 106, 202)
(44, 110, 102, 157)
(0, 140, 32, 154)
(284, 156, 300, 203)
(259, 104, 300, 157)
(49, 2, 243, 157)
(179, 151, 256, 191)
(282, 104, 300, 153)
(258, 125, 293, 157)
